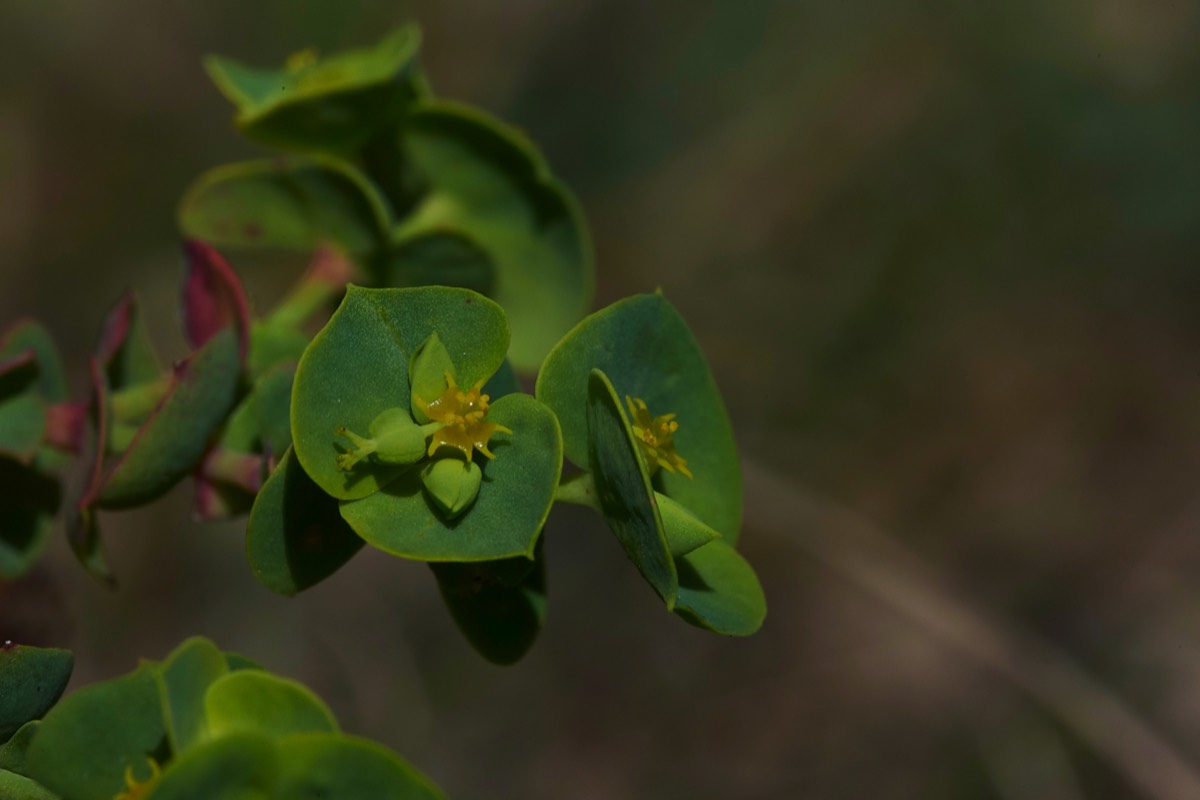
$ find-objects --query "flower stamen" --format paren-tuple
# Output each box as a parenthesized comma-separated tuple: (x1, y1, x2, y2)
(625, 395, 693, 478)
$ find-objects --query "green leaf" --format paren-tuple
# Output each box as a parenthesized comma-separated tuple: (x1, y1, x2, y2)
(0, 770, 58, 800)
(246, 448, 364, 596)
(656, 492, 719, 558)
(391, 101, 593, 370)
(536, 292, 742, 541)
(290, 286, 508, 500)
(673, 538, 766, 636)
(431, 540, 547, 665)
(0, 385, 44, 462)
(247, 322, 309, 382)
(95, 328, 241, 509)
(0, 322, 68, 404)
(0, 459, 59, 580)
(205, 24, 425, 155)
(0, 720, 39, 773)
(585, 370, 676, 606)
(339, 393, 561, 562)
(179, 156, 392, 256)
(143, 732, 277, 800)
(408, 333, 454, 424)
(224, 652, 264, 673)
(376, 231, 494, 298)
(155, 637, 229, 753)
(0, 645, 72, 742)
(274, 733, 446, 800)
(25, 664, 166, 800)
(204, 671, 338, 740)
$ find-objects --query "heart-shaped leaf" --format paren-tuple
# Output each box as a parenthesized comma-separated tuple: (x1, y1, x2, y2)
(246, 448, 364, 595)
(291, 286, 508, 500)
(536, 292, 742, 541)
(338, 393, 561, 562)
(179, 156, 392, 256)
(390, 101, 593, 371)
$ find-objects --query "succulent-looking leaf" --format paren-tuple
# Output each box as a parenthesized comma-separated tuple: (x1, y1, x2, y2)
(536, 292, 742, 541)
(674, 538, 767, 636)
(391, 101, 593, 371)
(290, 286, 508, 501)
(25, 664, 166, 800)
(246, 448, 365, 596)
(140, 732, 277, 800)
(204, 671, 338, 740)
(431, 539, 547, 665)
(181, 240, 251, 359)
(94, 294, 161, 391)
(0, 645, 73, 742)
(0, 459, 59, 580)
(0, 720, 39, 772)
(93, 328, 241, 509)
(205, 24, 425, 155)
(338, 393, 561, 562)
(273, 732, 448, 800)
(179, 156, 392, 255)
(0, 769, 57, 800)
(0, 358, 45, 462)
(155, 637, 229, 753)
(585, 369, 677, 606)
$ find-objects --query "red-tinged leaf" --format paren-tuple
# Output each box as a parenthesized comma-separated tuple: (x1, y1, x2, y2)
(95, 294, 161, 390)
(0, 349, 36, 378)
(306, 243, 356, 288)
(66, 358, 116, 586)
(182, 240, 250, 361)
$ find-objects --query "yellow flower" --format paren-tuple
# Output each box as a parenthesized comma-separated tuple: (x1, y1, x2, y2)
(112, 758, 161, 800)
(625, 396, 692, 479)
(423, 373, 512, 461)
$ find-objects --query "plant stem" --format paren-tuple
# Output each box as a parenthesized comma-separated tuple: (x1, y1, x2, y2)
(554, 471, 600, 510)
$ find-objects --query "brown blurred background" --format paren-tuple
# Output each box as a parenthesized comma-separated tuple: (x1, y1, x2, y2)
(4, 1, 1200, 797)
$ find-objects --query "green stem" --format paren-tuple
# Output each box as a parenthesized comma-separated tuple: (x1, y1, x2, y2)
(267, 276, 339, 329)
(553, 471, 600, 510)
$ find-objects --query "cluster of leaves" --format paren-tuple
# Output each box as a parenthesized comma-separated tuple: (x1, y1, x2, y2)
(0, 637, 445, 799)
(0, 24, 764, 666)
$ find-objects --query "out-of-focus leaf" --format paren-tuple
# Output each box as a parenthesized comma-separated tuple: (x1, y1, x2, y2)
(204, 671, 338, 740)
(0, 645, 73, 742)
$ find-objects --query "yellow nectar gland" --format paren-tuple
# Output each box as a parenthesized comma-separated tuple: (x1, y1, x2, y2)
(423, 373, 512, 461)
(626, 396, 693, 479)
(113, 758, 161, 800)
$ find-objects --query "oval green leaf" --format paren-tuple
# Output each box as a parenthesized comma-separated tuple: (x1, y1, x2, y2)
(180, 156, 392, 256)
(0, 769, 57, 800)
(204, 671, 338, 740)
(246, 448, 364, 596)
(338, 393, 560, 562)
(155, 637, 229, 753)
(391, 101, 593, 370)
(144, 732, 277, 800)
(673, 538, 766, 637)
(95, 328, 241, 509)
(536, 292, 742, 541)
(274, 733, 446, 800)
(430, 540, 547, 665)
(26, 664, 166, 800)
(0, 645, 72, 742)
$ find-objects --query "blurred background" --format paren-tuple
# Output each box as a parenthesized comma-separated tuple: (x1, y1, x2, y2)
(4, 1, 1200, 797)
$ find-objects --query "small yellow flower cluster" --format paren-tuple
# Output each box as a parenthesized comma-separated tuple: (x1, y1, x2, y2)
(423, 373, 512, 461)
(625, 396, 692, 479)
